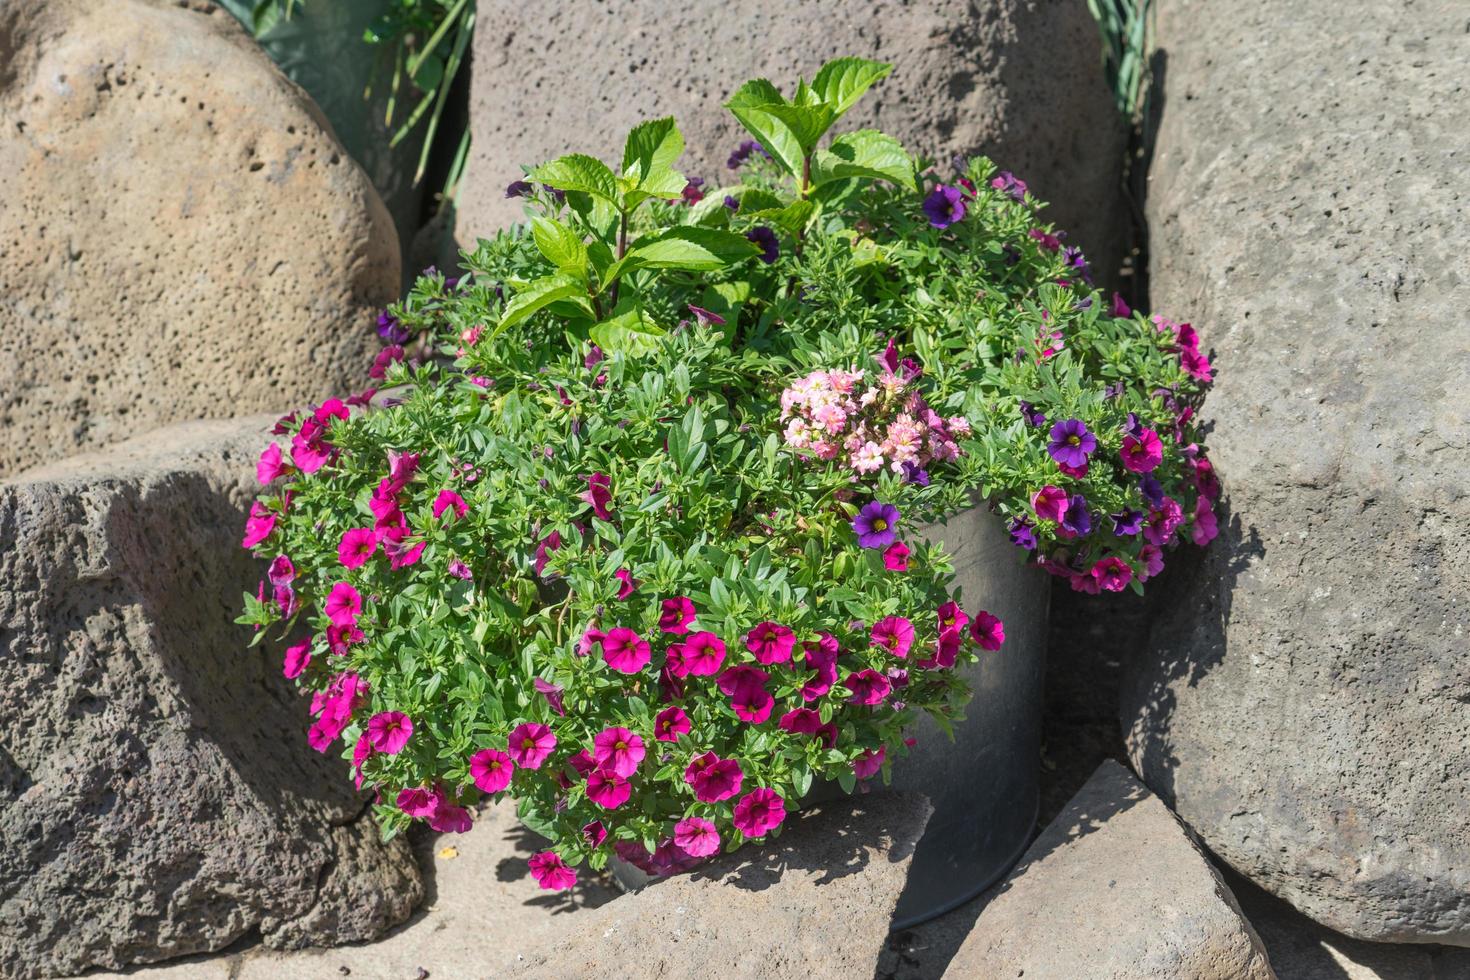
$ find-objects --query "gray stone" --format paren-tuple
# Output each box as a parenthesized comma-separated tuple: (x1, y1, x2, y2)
(458, 0, 1126, 278)
(0, 0, 398, 478)
(0, 418, 422, 978)
(1124, 0, 1470, 946)
(943, 761, 1276, 980)
(509, 793, 933, 979)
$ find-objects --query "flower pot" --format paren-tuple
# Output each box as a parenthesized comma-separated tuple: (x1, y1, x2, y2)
(883, 502, 1048, 927)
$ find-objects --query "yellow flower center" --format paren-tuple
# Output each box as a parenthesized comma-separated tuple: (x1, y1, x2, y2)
(872, 518, 888, 531)
(1067, 435, 1080, 446)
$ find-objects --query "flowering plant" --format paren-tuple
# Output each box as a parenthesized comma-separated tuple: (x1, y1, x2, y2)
(240, 58, 1214, 888)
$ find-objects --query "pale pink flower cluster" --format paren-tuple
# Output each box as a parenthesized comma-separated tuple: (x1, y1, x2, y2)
(780, 363, 968, 476)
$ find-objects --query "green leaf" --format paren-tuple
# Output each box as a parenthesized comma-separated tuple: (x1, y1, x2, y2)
(810, 130, 915, 191)
(623, 167, 689, 209)
(529, 154, 620, 206)
(497, 274, 593, 332)
(588, 305, 666, 355)
(621, 117, 685, 183)
(810, 57, 893, 116)
(604, 227, 759, 283)
(529, 216, 588, 277)
(251, 0, 283, 36)
(410, 53, 444, 92)
(723, 79, 803, 176)
(758, 101, 837, 154)
(743, 199, 816, 238)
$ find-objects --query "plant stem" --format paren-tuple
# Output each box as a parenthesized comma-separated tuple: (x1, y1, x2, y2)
(608, 208, 629, 308)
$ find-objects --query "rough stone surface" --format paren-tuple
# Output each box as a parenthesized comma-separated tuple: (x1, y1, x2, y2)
(510, 793, 932, 979)
(459, 0, 1127, 276)
(0, 0, 398, 478)
(0, 418, 422, 979)
(1124, 0, 1470, 946)
(944, 761, 1276, 980)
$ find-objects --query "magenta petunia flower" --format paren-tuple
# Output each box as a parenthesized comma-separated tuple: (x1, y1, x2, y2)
(990, 171, 1028, 201)
(397, 786, 439, 818)
(352, 733, 372, 789)
(1057, 459, 1090, 479)
(268, 554, 295, 587)
(601, 627, 650, 674)
(1120, 428, 1164, 474)
(779, 707, 837, 747)
(1047, 419, 1096, 468)
(717, 664, 770, 695)
(582, 820, 607, 848)
(533, 531, 562, 578)
(732, 788, 786, 838)
(326, 623, 364, 655)
(659, 596, 697, 634)
(922, 185, 967, 229)
(667, 630, 725, 677)
(1090, 557, 1133, 593)
(685, 752, 744, 803)
(586, 769, 630, 809)
(1110, 292, 1132, 318)
(241, 501, 276, 549)
(379, 526, 425, 569)
(257, 443, 291, 484)
(882, 541, 910, 572)
(338, 528, 378, 569)
(846, 668, 891, 705)
(853, 501, 901, 550)
(1143, 497, 1184, 546)
(533, 677, 565, 716)
(323, 582, 361, 626)
(800, 633, 841, 701)
(1191, 497, 1218, 546)
(507, 722, 557, 769)
(448, 558, 473, 580)
(744, 621, 795, 664)
(1139, 544, 1165, 581)
(854, 745, 886, 779)
(936, 601, 970, 635)
(577, 627, 604, 657)
(673, 817, 721, 857)
(970, 611, 1006, 650)
(283, 638, 312, 679)
(871, 616, 915, 659)
(654, 706, 691, 742)
(592, 726, 645, 778)
(730, 683, 774, 723)
(366, 711, 413, 754)
(432, 489, 468, 522)
(614, 568, 638, 600)
(567, 749, 597, 778)
(528, 851, 578, 890)
(428, 799, 473, 834)
(581, 473, 613, 520)
(469, 748, 516, 793)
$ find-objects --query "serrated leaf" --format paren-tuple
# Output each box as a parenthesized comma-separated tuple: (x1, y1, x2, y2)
(497, 273, 593, 332)
(744, 199, 816, 238)
(529, 153, 620, 206)
(620, 117, 685, 183)
(530, 216, 588, 276)
(757, 101, 837, 154)
(811, 130, 915, 191)
(588, 306, 666, 355)
(604, 227, 759, 284)
(724, 79, 802, 176)
(810, 57, 893, 115)
(623, 167, 689, 209)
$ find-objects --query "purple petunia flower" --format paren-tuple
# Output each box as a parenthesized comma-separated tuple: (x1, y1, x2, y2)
(746, 226, 779, 264)
(901, 461, 930, 486)
(724, 195, 740, 211)
(1124, 412, 1144, 438)
(1047, 419, 1096, 468)
(853, 501, 901, 549)
(727, 139, 770, 170)
(1060, 494, 1092, 537)
(1139, 475, 1166, 508)
(1111, 509, 1145, 536)
(1019, 401, 1046, 427)
(990, 171, 1028, 202)
(1008, 517, 1038, 550)
(376, 310, 410, 345)
(922, 185, 967, 229)
(505, 180, 533, 198)
(1111, 292, 1133, 318)
(688, 304, 725, 327)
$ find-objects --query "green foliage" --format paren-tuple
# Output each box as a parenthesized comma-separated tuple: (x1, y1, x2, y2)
(1086, 0, 1153, 117)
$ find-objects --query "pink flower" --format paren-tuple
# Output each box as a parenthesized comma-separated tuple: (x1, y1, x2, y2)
(882, 542, 910, 571)
(779, 708, 838, 748)
(433, 490, 468, 522)
(685, 752, 744, 803)
(614, 568, 638, 600)
(970, 611, 1006, 650)
(1180, 346, 1213, 382)
(241, 501, 276, 549)
(533, 677, 565, 716)
(1091, 557, 1133, 593)
(1192, 496, 1218, 546)
(324, 582, 361, 626)
(382, 528, 426, 569)
(257, 443, 291, 484)
(528, 851, 578, 890)
(854, 746, 886, 779)
(1139, 544, 1165, 581)
(581, 473, 613, 520)
(593, 727, 645, 778)
(1144, 497, 1185, 545)
(582, 820, 608, 848)
(800, 633, 840, 701)
(718, 665, 773, 724)
(448, 558, 473, 580)
(507, 722, 557, 769)
(267, 554, 295, 586)
(1057, 459, 1089, 479)
(326, 623, 364, 655)
(338, 528, 378, 569)
(673, 817, 721, 857)
(283, 638, 312, 679)
(366, 711, 413, 754)
(586, 769, 630, 809)
(871, 616, 915, 659)
(745, 621, 796, 664)
(470, 748, 515, 793)
(534, 531, 562, 577)
(665, 631, 726, 677)
(428, 799, 473, 833)
(370, 344, 405, 380)
(654, 706, 691, 742)
(732, 788, 786, 838)
(936, 601, 970, 635)
(1120, 428, 1164, 474)
(846, 668, 891, 705)
(1030, 485, 1070, 523)
(577, 627, 605, 657)
(660, 596, 697, 634)
(397, 786, 439, 818)
(601, 627, 650, 674)
(352, 733, 372, 789)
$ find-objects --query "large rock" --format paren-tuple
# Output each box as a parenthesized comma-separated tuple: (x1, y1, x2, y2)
(509, 793, 932, 979)
(459, 0, 1126, 274)
(0, 419, 422, 978)
(0, 0, 398, 479)
(944, 761, 1276, 979)
(1124, 0, 1470, 945)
